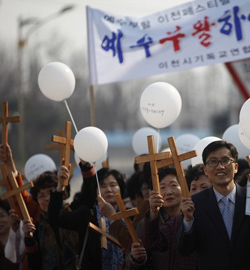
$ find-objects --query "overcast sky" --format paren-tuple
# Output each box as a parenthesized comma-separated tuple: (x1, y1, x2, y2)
(0, 0, 191, 53)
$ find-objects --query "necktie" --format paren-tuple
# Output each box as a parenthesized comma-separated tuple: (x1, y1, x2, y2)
(221, 197, 233, 239)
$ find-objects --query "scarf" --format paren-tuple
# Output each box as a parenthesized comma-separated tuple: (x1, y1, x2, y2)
(96, 205, 124, 270)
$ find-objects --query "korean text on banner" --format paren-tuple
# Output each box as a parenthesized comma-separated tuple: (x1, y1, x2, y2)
(87, 0, 250, 85)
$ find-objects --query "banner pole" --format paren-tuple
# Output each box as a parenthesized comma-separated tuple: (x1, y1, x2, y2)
(89, 85, 96, 126)
(225, 62, 250, 101)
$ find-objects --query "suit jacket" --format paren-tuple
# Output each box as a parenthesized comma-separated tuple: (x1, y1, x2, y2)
(177, 183, 250, 270)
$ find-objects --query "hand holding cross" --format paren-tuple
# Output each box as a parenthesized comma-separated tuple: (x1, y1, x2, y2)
(0, 143, 17, 174)
(51, 121, 73, 185)
(1, 164, 33, 237)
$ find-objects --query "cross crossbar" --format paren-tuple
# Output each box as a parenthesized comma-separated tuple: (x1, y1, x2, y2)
(1, 182, 33, 200)
(0, 164, 32, 222)
(109, 193, 139, 243)
(88, 220, 122, 249)
(51, 122, 73, 185)
(0, 101, 21, 149)
(157, 137, 197, 198)
(134, 135, 170, 193)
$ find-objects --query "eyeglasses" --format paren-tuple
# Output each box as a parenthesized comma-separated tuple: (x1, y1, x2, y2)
(205, 157, 235, 167)
(37, 188, 54, 200)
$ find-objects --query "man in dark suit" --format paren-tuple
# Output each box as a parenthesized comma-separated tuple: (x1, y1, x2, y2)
(177, 140, 250, 270)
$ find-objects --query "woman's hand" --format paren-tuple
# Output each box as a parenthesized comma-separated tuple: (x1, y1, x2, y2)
(131, 240, 147, 263)
(0, 144, 17, 173)
(57, 159, 71, 191)
(97, 195, 115, 218)
(148, 190, 164, 220)
(22, 219, 36, 238)
(180, 197, 195, 222)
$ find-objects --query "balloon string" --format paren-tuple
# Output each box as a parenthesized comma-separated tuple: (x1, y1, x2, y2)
(64, 100, 78, 133)
(93, 163, 101, 196)
(157, 128, 160, 153)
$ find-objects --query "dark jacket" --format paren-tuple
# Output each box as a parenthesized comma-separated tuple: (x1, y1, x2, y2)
(48, 190, 102, 270)
(177, 184, 250, 270)
(142, 211, 197, 270)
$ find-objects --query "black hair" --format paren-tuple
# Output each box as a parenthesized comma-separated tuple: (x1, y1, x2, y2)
(30, 171, 58, 202)
(235, 158, 249, 181)
(158, 166, 177, 183)
(202, 140, 238, 165)
(0, 199, 11, 215)
(96, 167, 126, 198)
(133, 162, 140, 173)
(126, 171, 144, 200)
(185, 164, 206, 189)
(235, 168, 250, 187)
(142, 162, 153, 190)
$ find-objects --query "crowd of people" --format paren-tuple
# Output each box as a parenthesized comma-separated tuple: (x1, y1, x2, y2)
(0, 139, 250, 270)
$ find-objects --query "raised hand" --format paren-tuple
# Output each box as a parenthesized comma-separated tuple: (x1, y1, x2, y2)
(131, 240, 147, 263)
(57, 158, 71, 190)
(22, 218, 36, 238)
(180, 197, 195, 222)
(97, 195, 115, 218)
(149, 190, 164, 220)
(0, 143, 17, 173)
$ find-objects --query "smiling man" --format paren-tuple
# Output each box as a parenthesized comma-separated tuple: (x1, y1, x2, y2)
(177, 140, 250, 270)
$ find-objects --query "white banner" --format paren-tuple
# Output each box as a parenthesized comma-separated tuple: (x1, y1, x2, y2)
(87, 0, 250, 85)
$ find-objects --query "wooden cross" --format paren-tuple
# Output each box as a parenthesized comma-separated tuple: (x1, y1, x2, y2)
(51, 121, 73, 185)
(46, 129, 76, 177)
(1, 164, 17, 210)
(109, 193, 139, 243)
(102, 160, 109, 168)
(0, 164, 33, 221)
(45, 130, 65, 160)
(88, 217, 121, 249)
(134, 135, 171, 193)
(157, 137, 197, 198)
(0, 101, 21, 150)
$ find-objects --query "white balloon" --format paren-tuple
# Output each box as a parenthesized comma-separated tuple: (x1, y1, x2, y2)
(74, 152, 81, 167)
(222, 124, 250, 159)
(239, 98, 250, 139)
(239, 125, 250, 150)
(94, 152, 108, 171)
(24, 154, 57, 182)
(38, 62, 75, 102)
(191, 136, 221, 166)
(176, 134, 200, 169)
(74, 151, 108, 171)
(74, 127, 108, 163)
(132, 127, 162, 155)
(140, 82, 182, 129)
